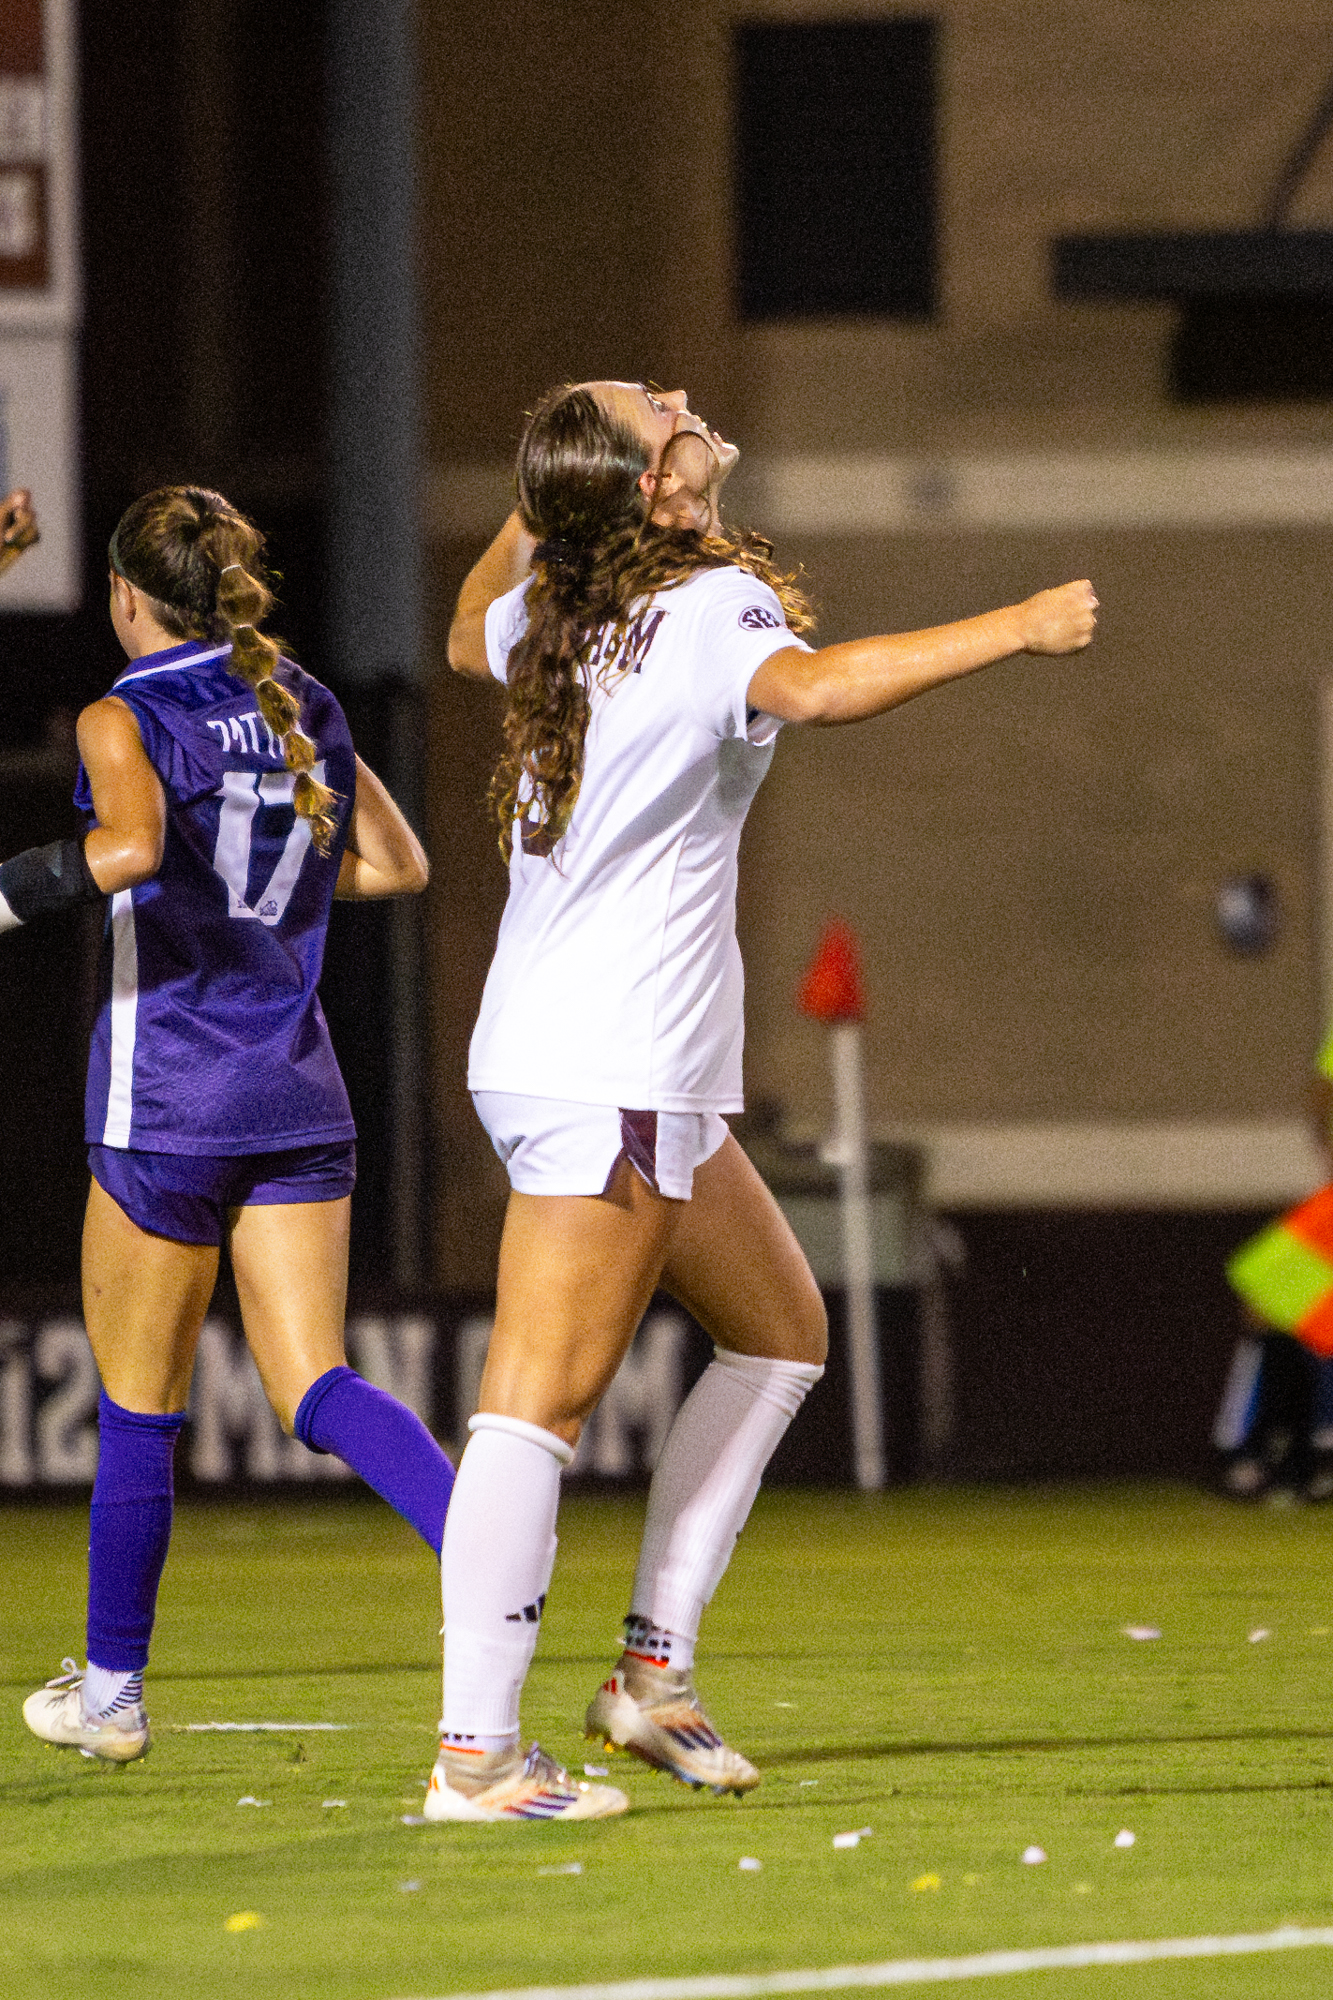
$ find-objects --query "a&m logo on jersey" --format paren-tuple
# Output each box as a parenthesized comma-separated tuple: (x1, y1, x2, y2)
(586, 606, 668, 677)
(739, 604, 781, 630)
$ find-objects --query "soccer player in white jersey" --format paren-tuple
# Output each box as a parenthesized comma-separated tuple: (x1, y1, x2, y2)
(426, 382, 1097, 1823)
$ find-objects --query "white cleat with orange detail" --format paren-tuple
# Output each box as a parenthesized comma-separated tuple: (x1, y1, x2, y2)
(585, 1655, 759, 1795)
(423, 1740, 629, 1822)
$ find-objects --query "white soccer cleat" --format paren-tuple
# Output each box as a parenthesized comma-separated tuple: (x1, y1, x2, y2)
(423, 1740, 629, 1822)
(585, 1656, 760, 1795)
(23, 1659, 151, 1764)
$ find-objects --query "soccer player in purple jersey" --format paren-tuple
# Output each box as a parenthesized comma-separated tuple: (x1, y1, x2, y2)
(6, 486, 454, 1763)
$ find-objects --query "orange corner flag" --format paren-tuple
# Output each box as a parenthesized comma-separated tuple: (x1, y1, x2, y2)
(797, 920, 866, 1025)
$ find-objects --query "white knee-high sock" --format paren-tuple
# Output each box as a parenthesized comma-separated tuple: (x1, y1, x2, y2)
(630, 1348, 823, 1665)
(440, 1413, 572, 1747)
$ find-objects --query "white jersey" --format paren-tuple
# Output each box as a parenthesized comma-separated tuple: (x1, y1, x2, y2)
(468, 563, 810, 1111)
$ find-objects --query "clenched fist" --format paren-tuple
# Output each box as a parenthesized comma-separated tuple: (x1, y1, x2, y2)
(1019, 580, 1098, 656)
(0, 489, 39, 576)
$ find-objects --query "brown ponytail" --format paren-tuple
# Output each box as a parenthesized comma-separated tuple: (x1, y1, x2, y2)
(109, 487, 341, 856)
(490, 386, 814, 861)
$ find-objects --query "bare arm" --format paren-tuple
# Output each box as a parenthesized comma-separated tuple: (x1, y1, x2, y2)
(335, 756, 429, 899)
(0, 488, 38, 578)
(746, 580, 1098, 725)
(447, 511, 537, 678)
(77, 699, 166, 890)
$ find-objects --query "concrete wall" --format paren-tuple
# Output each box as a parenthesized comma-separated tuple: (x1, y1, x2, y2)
(418, 0, 1333, 1285)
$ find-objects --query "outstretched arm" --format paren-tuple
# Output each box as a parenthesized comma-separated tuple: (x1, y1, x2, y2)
(335, 756, 429, 899)
(447, 511, 537, 678)
(746, 580, 1098, 725)
(0, 488, 39, 578)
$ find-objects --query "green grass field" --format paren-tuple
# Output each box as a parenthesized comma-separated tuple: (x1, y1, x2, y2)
(5, 1484, 1333, 1999)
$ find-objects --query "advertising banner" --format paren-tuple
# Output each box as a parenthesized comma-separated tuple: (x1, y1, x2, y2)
(0, 1291, 921, 1494)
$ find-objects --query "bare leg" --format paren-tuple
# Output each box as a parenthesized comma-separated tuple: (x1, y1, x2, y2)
(82, 1176, 218, 1409)
(66, 1180, 218, 1726)
(478, 1159, 682, 1444)
(661, 1134, 827, 1365)
(228, 1194, 454, 1549)
(586, 1136, 827, 1788)
(227, 1195, 351, 1429)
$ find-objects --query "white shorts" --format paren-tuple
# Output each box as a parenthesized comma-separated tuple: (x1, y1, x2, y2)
(473, 1092, 729, 1201)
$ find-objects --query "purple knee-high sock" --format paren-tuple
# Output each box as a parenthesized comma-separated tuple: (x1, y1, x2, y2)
(86, 1391, 186, 1673)
(293, 1366, 454, 1553)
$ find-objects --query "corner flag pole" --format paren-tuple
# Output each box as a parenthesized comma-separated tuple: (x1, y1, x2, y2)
(799, 922, 885, 1491)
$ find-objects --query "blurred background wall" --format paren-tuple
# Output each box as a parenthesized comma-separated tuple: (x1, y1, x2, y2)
(422, 0, 1333, 1294)
(6, 0, 1333, 1473)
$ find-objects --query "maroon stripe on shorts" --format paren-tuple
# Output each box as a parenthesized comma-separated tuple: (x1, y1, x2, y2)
(618, 1108, 659, 1191)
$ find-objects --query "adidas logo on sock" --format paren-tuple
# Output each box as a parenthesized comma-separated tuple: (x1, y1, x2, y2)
(505, 1593, 546, 1625)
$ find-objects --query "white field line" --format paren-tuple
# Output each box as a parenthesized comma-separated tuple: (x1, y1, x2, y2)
(164, 1721, 350, 1733)
(390, 1926, 1333, 2000)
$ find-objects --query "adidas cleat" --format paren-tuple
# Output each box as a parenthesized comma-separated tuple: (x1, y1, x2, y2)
(423, 1740, 629, 1822)
(23, 1659, 151, 1764)
(585, 1656, 759, 1795)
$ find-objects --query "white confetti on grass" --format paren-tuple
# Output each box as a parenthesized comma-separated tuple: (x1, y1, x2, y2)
(321, 1799, 348, 1810)
(1248, 1628, 1272, 1643)
(1114, 1830, 1135, 1849)
(538, 1863, 584, 1877)
(738, 1857, 763, 1872)
(1021, 1846, 1047, 1865)
(236, 1796, 270, 1808)
(833, 1829, 874, 1850)
(1121, 1627, 1162, 1641)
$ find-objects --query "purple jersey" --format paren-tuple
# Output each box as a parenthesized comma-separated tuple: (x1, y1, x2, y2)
(77, 639, 358, 1155)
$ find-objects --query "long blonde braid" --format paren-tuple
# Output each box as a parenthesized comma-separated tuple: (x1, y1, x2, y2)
(109, 487, 341, 856)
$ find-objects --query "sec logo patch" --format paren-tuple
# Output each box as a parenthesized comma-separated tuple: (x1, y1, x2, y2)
(739, 604, 781, 630)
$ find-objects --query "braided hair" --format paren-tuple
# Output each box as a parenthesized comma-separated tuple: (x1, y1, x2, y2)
(490, 387, 814, 861)
(108, 486, 340, 855)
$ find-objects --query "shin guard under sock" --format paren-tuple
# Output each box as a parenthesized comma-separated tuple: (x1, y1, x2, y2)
(440, 1414, 571, 1744)
(631, 1347, 823, 1647)
(86, 1391, 186, 1675)
(293, 1365, 455, 1552)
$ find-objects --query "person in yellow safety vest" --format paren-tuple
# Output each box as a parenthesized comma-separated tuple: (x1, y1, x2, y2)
(1217, 1032, 1333, 1499)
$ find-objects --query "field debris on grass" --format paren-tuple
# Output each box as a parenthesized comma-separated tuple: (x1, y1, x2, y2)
(537, 1862, 584, 1877)
(1249, 1627, 1272, 1642)
(400, 1814, 428, 1826)
(236, 1796, 270, 1808)
(398, 1880, 422, 1894)
(583, 1764, 608, 1776)
(175, 1721, 348, 1732)
(738, 1856, 762, 1871)
(321, 1798, 348, 1809)
(1021, 1845, 1047, 1865)
(1122, 1625, 1162, 1640)
(1115, 1829, 1136, 1848)
(910, 1873, 941, 1892)
(833, 1827, 873, 1849)
(223, 1912, 265, 1932)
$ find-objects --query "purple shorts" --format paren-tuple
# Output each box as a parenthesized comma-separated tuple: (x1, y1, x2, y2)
(88, 1141, 357, 1247)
